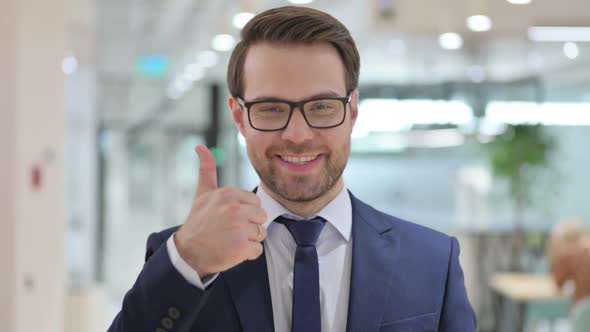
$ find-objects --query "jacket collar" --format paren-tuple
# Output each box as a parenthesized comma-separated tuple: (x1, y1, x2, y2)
(222, 192, 400, 332)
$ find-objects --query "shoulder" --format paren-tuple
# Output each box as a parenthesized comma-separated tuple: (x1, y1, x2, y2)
(350, 192, 456, 256)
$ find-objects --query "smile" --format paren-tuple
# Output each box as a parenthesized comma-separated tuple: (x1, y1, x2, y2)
(279, 154, 319, 165)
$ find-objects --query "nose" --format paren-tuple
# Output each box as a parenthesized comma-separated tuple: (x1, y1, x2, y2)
(281, 108, 313, 144)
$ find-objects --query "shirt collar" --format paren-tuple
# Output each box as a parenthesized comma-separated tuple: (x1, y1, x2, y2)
(258, 184, 352, 242)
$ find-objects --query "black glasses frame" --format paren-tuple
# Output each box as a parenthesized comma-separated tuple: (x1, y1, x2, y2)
(237, 93, 352, 132)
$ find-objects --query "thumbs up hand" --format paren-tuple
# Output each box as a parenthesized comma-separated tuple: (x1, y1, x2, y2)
(175, 145, 268, 278)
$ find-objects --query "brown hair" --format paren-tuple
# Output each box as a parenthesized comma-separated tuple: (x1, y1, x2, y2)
(227, 6, 360, 98)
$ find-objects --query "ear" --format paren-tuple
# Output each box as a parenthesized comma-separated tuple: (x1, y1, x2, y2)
(349, 89, 359, 127)
(229, 96, 246, 136)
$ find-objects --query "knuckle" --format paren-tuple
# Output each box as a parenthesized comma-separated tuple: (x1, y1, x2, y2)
(260, 226, 268, 240)
(259, 209, 268, 222)
(223, 203, 241, 219)
(253, 194, 262, 206)
(248, 207, 265, 223)
(195, 191, 214, 207)
(218, 187, 234, 199)
(192, 193, 205, 207)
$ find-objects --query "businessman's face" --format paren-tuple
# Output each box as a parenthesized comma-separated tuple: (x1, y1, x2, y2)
(230, 42, 358, 203)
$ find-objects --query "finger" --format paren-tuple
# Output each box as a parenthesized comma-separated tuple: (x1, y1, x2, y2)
(239, 204, 267, 224)
(245, 242, 264, 261)
(216, 188, 261, 207)
(195, 145, 218, 195)
(247, 223, 267, 242)
(233, 189, 262, 206)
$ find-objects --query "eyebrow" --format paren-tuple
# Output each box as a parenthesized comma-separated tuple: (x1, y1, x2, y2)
(247, 90, 346, 103)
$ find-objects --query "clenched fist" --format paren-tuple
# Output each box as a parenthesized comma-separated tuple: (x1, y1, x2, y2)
(174, 145, 268, 278)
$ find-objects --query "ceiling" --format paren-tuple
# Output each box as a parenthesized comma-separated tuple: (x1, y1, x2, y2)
(70, 0, 590, 131)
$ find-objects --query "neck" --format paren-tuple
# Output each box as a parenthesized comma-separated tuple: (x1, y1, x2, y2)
(262, 180, 344, 219)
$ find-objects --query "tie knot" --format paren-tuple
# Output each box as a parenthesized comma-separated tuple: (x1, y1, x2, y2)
(274, 216, 326, 247)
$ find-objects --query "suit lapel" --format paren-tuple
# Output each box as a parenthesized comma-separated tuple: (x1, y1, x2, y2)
(346, 194, 400, 332)
(221, 191, 402, 332)
(223, 247, 274, 332)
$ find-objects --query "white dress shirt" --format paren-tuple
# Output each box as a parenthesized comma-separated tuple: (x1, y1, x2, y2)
(167, 185, 353, 332)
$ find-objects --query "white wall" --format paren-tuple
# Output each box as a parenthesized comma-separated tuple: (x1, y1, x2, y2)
(0, 0, 67, 330)
(0, 0, 18, 327)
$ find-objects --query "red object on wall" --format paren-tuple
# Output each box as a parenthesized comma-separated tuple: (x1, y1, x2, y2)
(32, 165, 42, 190)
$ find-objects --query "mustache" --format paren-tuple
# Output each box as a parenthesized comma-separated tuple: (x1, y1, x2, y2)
(267, 142, 325, 155)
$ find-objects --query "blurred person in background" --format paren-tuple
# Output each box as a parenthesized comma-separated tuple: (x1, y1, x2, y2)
(547, 218, 590, 331)
(108, 6, 475, 332)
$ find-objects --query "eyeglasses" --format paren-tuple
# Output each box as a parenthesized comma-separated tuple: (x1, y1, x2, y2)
(237, 94, 352, 132)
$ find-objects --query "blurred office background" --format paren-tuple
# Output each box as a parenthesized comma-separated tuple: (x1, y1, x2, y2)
(2, 0, 589, 331)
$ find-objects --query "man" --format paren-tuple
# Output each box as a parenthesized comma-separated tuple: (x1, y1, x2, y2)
(547, 219, 590, 332)
(108, 6, 475, 332)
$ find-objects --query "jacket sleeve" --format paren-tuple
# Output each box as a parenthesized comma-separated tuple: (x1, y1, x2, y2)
(439, 237, 477, 331)
(107, 231, 216, 332)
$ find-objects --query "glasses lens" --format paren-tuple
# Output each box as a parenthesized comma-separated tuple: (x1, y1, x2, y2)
(303, 99, 345, 127)
(249, 102, 291, 130)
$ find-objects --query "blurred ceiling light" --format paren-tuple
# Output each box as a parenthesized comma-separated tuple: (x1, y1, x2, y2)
(167, 75, 193, 100)
(62, 55, 78, 75)
(506, 0, 531, 4)
(466, 15, 492, 32)
(233, 12, 255, 29)
(478, 118, 507, 136)
(528, 26, 590, 42)
(405, 128, 466, 148)
(212, 34, 236, 52)
(438, 33, 463, 50)
(184, 63, 205, 81)
(288, 0, 314, 4)
(198, 50, 218, 68)
(486, 101, 590, 125)
(353, 99, 474, 137)
(354, 129, 466, 149)
(173, 77, 193, 94)
(563, 42, 580, 59)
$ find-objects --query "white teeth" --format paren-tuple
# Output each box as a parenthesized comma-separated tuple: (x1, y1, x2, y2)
(280, 155, 318, 165)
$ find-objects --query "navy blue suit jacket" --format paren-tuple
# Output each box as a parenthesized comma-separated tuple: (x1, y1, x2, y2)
(109, 193, 476, 331)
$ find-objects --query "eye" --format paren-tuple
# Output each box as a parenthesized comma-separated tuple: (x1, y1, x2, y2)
(253, 102, 288, 113)
(307, 100, 341, 113)
(310, 102, 333, 110)
(259, 106, 284, 113)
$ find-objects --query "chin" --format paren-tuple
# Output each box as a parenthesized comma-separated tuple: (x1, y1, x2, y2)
(272, 170, 343, 203)
(279, 187, 324, 202)
(274, 177, 324, 202)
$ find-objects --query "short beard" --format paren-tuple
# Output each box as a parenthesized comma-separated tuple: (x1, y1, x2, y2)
(251, 142, 348, 203)
(261, 158, 344, 203)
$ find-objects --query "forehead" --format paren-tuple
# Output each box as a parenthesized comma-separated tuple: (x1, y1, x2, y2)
(242, 42, 347, 100)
